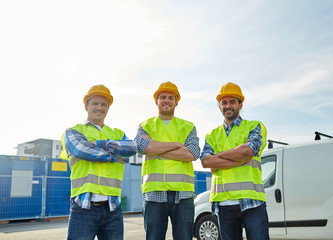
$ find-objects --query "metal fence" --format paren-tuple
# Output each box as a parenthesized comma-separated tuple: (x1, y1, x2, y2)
(0, 169, 211, 221)
(0, 175, 70, 221)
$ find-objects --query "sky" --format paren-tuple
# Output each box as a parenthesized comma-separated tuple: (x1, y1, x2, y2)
(1, 0, 332, 171)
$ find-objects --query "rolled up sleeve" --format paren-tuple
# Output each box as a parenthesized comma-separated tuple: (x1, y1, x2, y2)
(246, 124, 262, 157)
(134, 124, 151, 154)
(200, 140, 215, 162)
(185, 126, 200, 160)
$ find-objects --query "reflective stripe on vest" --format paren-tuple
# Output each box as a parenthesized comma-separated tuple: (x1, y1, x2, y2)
(141, 117, 195, 193)
(145, 155, 163, 161)
(142, 173, 194, 184)
(69, 157, 79, 168)
(72, 174, 122, 189)
(242, 159, 261, 171)
(211, 181, 265, 194)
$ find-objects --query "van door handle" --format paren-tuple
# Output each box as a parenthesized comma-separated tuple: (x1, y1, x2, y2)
(275, 189, 282, 203)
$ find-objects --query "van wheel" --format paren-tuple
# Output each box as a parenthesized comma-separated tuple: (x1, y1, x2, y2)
(195, 214, 221, 240)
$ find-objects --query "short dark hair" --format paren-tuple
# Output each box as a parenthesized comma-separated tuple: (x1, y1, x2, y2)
(219, 98, 242, 104)
(86, 98, 91, 106)
(157, 93, 177, 102)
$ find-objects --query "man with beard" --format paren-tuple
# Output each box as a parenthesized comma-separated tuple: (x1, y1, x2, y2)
(61, 84, 137, 240)
(135, 81, 200, 240)
(201, 82, 269, 240)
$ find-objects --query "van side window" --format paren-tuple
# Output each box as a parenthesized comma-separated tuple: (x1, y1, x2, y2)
(262, 155, 277, 188)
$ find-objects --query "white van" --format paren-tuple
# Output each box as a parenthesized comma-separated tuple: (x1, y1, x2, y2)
(194, 137, 333, 240)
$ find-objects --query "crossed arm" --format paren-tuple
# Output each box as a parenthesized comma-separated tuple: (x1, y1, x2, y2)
(135, 124, 200, 162)
(202, 144, 253, 170)
(143, 134, 196, 161)
(63, 128, 136, 163)
(201, 123, 263, 170)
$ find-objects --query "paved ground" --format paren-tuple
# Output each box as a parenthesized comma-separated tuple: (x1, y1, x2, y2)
(0, 213, 175, 240)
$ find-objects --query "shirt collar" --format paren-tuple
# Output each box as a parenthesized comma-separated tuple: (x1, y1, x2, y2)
(223, 116, 243, 129)
(84, 120, 102, 131)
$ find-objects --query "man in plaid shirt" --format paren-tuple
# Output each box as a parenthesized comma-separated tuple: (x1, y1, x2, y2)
(135, 82, 200, 240)
(201, 82, 269, 240)
(61, 84, 136, 240)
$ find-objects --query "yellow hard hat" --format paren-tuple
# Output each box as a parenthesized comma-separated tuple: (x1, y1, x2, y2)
(153, 81, 181, 102)
(216, 82, 245, 103)
(83, 84, 113, 106)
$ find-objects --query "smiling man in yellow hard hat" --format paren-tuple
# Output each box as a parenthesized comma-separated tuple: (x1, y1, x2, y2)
(135, 81, 200, 240)
(60, 84, 137, 240)
(201, 82, 269, 240)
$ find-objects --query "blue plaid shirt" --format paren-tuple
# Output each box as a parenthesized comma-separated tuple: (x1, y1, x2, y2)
(135, 121, 200, 203)
(200, 116, 264, 212)
(63, 121, 137, 211)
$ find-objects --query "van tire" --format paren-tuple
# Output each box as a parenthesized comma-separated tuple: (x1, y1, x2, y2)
(195, 214, 221, 240)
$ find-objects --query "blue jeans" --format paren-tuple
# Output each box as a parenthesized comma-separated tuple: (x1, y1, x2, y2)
(143, 192, 194, 240)
(216, 203, 270, 240)
(67, 201, 123, 240)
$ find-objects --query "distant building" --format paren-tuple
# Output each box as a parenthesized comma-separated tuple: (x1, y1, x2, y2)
(16, 138, 62, 158)
(128, 153, 143, 165)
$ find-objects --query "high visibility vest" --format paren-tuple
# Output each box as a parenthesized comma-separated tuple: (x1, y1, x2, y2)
(141, 117, 195, 193)
(60, 123, 125, 198)
(206, 120, 267, 202)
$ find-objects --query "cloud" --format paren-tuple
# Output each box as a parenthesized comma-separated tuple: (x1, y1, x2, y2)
(246, 68, 333, 114)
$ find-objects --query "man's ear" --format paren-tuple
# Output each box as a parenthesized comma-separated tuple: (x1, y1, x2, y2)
(218, 102, 222, 112)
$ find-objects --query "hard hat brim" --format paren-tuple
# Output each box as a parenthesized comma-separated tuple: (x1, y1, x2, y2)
(154, 89, 181, 102)
(84, 92, 113, 106)
(216, 93, 244, 103)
